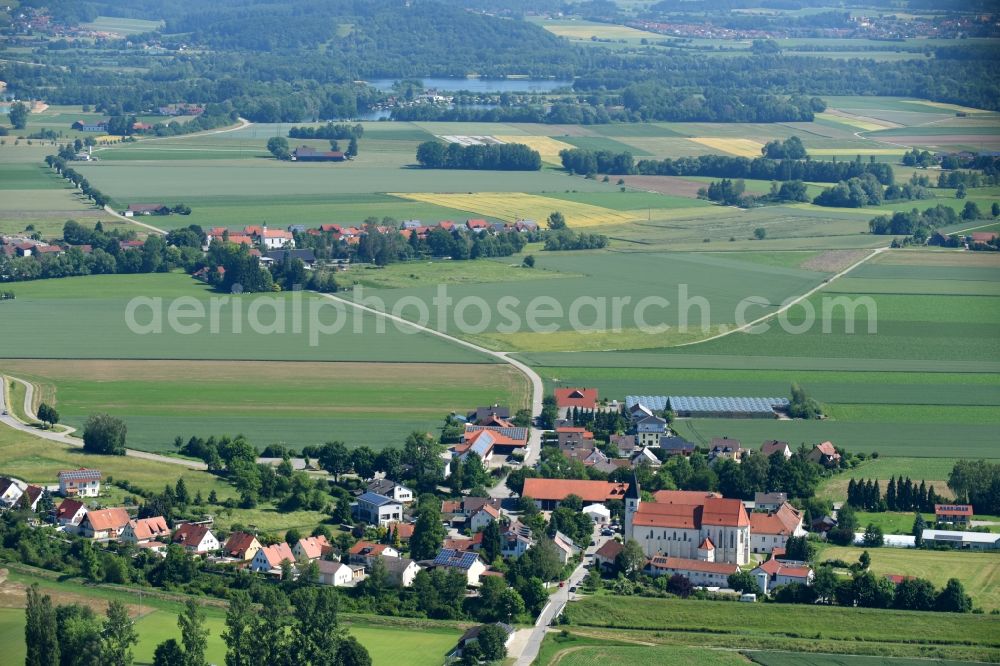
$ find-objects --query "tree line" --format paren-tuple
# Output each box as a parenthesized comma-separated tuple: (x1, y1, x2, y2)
(847, 477, 942, 513)
(415, 141, 541, 171)
(288, 123, 364, 140)
(869, 204, 959, 241)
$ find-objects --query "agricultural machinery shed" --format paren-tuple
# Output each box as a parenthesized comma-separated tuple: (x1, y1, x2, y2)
(626, 395, 789, 419)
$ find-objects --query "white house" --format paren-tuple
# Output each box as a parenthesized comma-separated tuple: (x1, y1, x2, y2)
(753, 492, 788, 512)
(55, 498, 88, 530)
(382, 556, 421, 588)
(635, 415, 668, 447)
(751, 558, 814, 594)
(251, 542, 296, 575)
(172, 523, 219, 554)
(644, 555, 738, 587)
(121, 516, 170, 545)
(79, 507, 131, 540)
(501, 521, 534, 558)
(582, 504, 611, 524)
(57, 468, 101, 497)
(366, 479, 414, 504)
(552, 531, 581, 565)
(0, 477, 26, 507)
(749, 503, 806, 554)
(317, 560, 354, 587)
(469, 504, 501, 533)
(348, 541, 400, 566)
(432, 549, 487, 586)
(353, 492, 404, 527)
(292, 535, 331, 561)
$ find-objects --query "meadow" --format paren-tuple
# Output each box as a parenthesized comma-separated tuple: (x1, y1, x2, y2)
(0, 570, 464, 666)
(0, 359, 529, 452)
(816, 546, 1000, 611)
(564, 595, 1000, 661)
(748, 653, 979, 666)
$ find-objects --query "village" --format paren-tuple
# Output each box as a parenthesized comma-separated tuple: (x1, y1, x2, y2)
(1, 384, 993, 662)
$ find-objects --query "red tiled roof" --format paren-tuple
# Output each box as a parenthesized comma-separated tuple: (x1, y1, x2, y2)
(259, 542, 295, 567)
(760, 440, 790, 456)
(756, 558, 812, 579)
(647, 556, 738, 576)
(699, 537, 715, 550)
(702, 498, 750, 528)
(935, 504, 973, 516)
(633, 503, 699, 529)
(554, 388, 598, 409)
(130, 516, 169, 540)
(595, 539, 623, 560)
(521, 478, 629, 503)
(814, 441, 839, 457)
(652, 490, 720, 505)
(84, 507, 130, 531)
(349, 541, 391, 556)
(173, 523, 212, 548)
(296, 535, 331, 559)
(749, 503, 801, 536)
(223, 531, 259, 557)
(391, 523, 415, 540)
(56, 498, 86, 521)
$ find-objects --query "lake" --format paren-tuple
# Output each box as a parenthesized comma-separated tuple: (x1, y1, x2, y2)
(366, 77, 573, 93)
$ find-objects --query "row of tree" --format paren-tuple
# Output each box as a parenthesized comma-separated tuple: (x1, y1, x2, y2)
(415, 141, 542, 170)
(288, 123, 364, 140)
(846, 477, 943, 513)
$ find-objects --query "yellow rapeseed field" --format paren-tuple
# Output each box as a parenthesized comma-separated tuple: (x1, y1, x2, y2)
(688, 137, 765, 158)
(390, 192, 640, 228)
(493, 135, 577, 163)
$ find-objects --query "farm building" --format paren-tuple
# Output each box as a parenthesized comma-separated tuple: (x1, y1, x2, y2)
(626, 395, 789, 419)
(921, 529, 999, 550)
(72, 119, 108, 132)
(555, 387, 598, 410)
(123, 203, 170, 217)
(522, 478, 630, 511)
(935, 504, 973, 525)
(292, 146, 346, 162)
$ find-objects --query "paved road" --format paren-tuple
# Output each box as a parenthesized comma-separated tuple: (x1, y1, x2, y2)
(0, 374, 207, 470)
(512, 524, 606, 666)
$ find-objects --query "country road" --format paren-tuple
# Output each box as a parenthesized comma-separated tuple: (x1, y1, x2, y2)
(320, 292, 546, 468)
(0, 374, 207, 470)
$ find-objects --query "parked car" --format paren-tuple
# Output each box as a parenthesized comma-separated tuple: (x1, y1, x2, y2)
(601, 528, 613, 537)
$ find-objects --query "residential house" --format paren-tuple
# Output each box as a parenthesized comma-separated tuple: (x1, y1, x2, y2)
(554, 388, 598, 411)
(382, 556, 421, 587)
(390, 522, 415, 543)
(610, 434, 639, 457)
(935, 504, 973, 526)
(627, 402, 654, 422)
(366, 479, 414, 504)
(172, 523, 219, 554)
(0, 477, 25, 508)
(79, 507, 131, 540)
(431, 549, 487, 586)
(752, 558, 814, 594)
(501, 521, 534, 558)
(749, 503, 806, 554)
(557, 427, 594, 448)
(453, 425, 529, 465)
(551, 531, 581, 565)
(262, 248, 316, 267)
(521, 478, 630, 511)
(18, 485, 43, 512)
(709, 438, 748, 464)
(121, 516, 170, 545)
(625, 484, 751, 565)
(594, 539, 623, 572)
(317, 560, 355, 587)
(630, 447, 662, 469)
(561, 445, 609, 469)
(807, 441, 841, 467)
(348, 541, 399, 567)
(635, 415, 668, 447)
(252, 225, 295, 250)
(57, 468, 101, 497)
(469, 503, 502, 533)
(441, 497, 503, 529)
(644, 556, 738, 587)
(754, 492, 788, 512)
(353, 492, 403, 527)
(221, 532, 261, 561)
(293, 535, 332, 561)
(658, 435, 695, 457)
(251, 542, 296, 575)
(468, 405, 510, 424)
(465, 219, 489, 233)
(72, 119, 108, 132)
(55, 498, 88, 529)
(760, 440, 792, 459)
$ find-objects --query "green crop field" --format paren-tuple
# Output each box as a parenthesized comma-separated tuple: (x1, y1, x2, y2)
(0, 272, 495, 363)
(748, 652, 978, 666)
(816, 546, 1000, 611)
(564, 595, 1000, 661)
(545, 644, 751, 666)
(0, 358, 529, 452)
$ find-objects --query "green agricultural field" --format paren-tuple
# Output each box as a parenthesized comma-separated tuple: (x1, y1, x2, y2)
(564, 595, 1000, 660)
(347, 255, 580, 290)
(0, 358, 529, 452)
(747, 652, 978, 666)
(817, 457, 967, 502)
(816, 546, 1000, 611)
(79, 16, 164, 34)
(368, 249, 829, 351)
(545, 644, 752, 666)
(0, 272, 494, 363)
